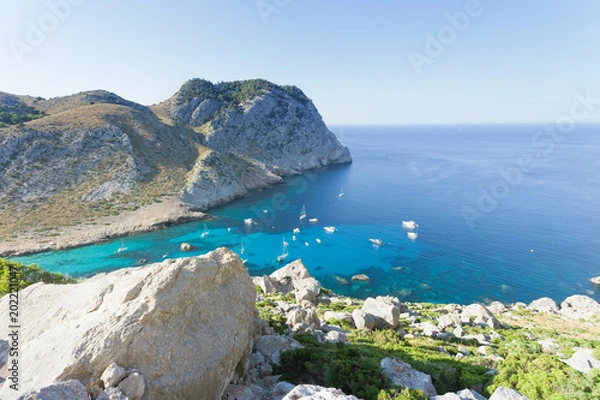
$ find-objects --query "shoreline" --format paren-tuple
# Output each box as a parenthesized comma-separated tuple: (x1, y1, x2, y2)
(0, 197, 207, 258)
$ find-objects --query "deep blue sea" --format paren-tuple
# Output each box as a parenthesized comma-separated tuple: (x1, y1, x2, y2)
(12, 125, 600, 305)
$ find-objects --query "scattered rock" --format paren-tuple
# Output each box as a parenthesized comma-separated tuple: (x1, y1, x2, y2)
(527, 297, 559, 313)
(180, 242, 193, 251)
(96, 387, 128, 400)
(432, 388, 487, 400)
(488, 301, 508, 315)
(282, 384, 359, 400)
(488, 386, 530, 400)
(351, 274, 370, 281)
(361, 296, 401, 330)
(351, 309, 375, 330)
(19, 380, 89, 400)
(461, 304, 501, 329)
(253, 335, 303, 364)
(562, 348, 600, 374)
(117, 372, 144, 400)
(294, 277, 321, 304)
(559, 295, 600, 320)
(287, 309, 321, 333)
(100, 363, 127, 388)
(323, 311, 354, 325)
(590, 276, 600, 286)
(380, 357, 437, 398)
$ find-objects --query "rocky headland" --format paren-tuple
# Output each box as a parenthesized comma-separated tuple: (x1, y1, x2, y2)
(1, 249, 598, 399)
(0, 79, 351, 256)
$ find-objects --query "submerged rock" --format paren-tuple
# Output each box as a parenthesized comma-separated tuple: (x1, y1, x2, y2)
(0, 248, 256, 399)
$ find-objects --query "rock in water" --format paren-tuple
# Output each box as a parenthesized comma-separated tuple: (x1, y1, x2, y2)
(0, 248, 256, 399)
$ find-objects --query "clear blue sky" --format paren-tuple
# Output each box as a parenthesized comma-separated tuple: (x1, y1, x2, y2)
(1, 0, 599, 124)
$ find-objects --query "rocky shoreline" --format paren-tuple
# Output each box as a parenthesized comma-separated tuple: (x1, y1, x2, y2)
(0, 197, 206, 257)
(2, 248, 598, 399)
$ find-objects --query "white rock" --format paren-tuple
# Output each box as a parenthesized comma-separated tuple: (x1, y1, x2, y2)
(117, 372, 144, 400)
(527, 297, 559, 313)
(0, 248, 256, 400)
(323, 311, 353, 324)
(489, 386, 530, 400)
(254, 335, 303, 364)
(559, 295, 600, 320)
(18, 380, 88, 400)
(462, 304, 501, 329)
(488, 301, 508, 315)
(294, 277, 321, 304)
(432, 389, 487, 400)
(352, 309, 375, 330)
(282, 384, 359, 400)
(380, 357, 437, 398)
(361, 297, 401, 329)
(100, 362, 127, 388)
(180, 242, 193, 251)
(96, 387, 128, 400)
(562, 348, 600, 374)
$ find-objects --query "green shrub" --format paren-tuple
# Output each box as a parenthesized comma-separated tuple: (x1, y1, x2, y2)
(0, 258, 76, 296)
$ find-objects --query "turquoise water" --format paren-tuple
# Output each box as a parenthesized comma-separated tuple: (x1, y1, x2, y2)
(12, 125, 600, 305)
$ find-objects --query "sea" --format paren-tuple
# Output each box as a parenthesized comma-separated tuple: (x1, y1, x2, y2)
(11, 124, 600, 305)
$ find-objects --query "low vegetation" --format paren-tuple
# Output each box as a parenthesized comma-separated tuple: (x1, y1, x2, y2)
(257, 288, 600, 400)
(0, 102, 44, 126)
(0, 258, 76, 296)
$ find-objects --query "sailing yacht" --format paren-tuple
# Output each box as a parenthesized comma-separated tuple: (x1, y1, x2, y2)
(240, 242, 245, 255)
(277, 237, 289, 262)
(338, 187, 345, 198)
(117, 240, 128, 253)
(324, 226, 336, 233)
(200, 224, 210, 238)
(299, 204, 307, 221)
(402, 221, 419, 230)
(369, 238, 384, 246)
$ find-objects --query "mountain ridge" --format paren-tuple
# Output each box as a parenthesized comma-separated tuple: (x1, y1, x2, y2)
(0, 79, 351, 256)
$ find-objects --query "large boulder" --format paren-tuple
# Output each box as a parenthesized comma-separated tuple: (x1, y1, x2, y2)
(19, 380, 89, 400)
(562, 348, 600, 374)
(461, 304, 501, 329)
(269, 259, 313, 294)
(559, 295, 600, 320)
(361, 296, 401, 330)
(0, 248, 257, 400)
(380, 358, 437, 398)
(432, 389, 487, 400)
(527, 297, 559, 313)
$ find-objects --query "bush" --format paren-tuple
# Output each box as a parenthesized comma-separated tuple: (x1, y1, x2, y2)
(0, 258, 76, 296)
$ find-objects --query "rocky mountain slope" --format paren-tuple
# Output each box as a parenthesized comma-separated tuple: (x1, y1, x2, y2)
(0, 79, 351, 255)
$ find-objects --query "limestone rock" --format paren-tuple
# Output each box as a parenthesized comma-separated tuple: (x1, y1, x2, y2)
(461, 304, 501, 329)
(117, 372, 144, 400)
(253, 275, 278, 294)
(527, 297, 559, 313)
(18, 380, 89, 400)
(352, 309, 375, 330)
(270, 259, 312, 293)
(253, 335, 303, 364)
(287, 309, 321, 333)
(351, 274, 370, 281)
(100, 363, 127, 388)
(361, 296, 401, 330)
(294, 277, 321, 304)
(489, 386, 530, 400)
(562, 348, 600, 374)
(488, 301, 508, 315)
(0, 248, 256, 400)
(282, 384, 359, 400)
(432, 389, 487, 400)
(96, 387, 128, 400)
(559, 295, 600, 320)
(180, 242, 193, 251)
(380, 357, 437, 398)
(323, 311, 354, 325)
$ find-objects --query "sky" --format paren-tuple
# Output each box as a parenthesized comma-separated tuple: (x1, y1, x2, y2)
(1, 0, 599, 124)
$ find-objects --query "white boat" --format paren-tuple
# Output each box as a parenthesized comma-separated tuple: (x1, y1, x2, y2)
(338, 187, 345, 198)
(304, 241, 310, 246)
(299, 204, 307, 221)
(244, 218, 254, 225)
(402, 221, 419, 230)
(407, 232, 418, 240)
(117, 240, 128, 253)
(292, 235, 297, 241)
(263, 209, 269, 213)
(200, 223, 210, 238)
(293, 228, 300, 234)
(315, 238, 322, 244)
(369, 238, 384, 246)
(324, 226, 336, 234)
(240, 242, 245, 255)
(309, 218, 319, 223)
(277, 237, 289, 262)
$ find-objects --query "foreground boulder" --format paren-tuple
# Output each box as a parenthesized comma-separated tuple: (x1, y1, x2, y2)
(488, 386, 530, 400)
(0, 248, 256, 399)
(380, 357, 437, 398)
(559, 295, 600, 320)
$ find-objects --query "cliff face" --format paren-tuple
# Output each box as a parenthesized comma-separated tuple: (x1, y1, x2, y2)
(0, 80, 351, 247)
